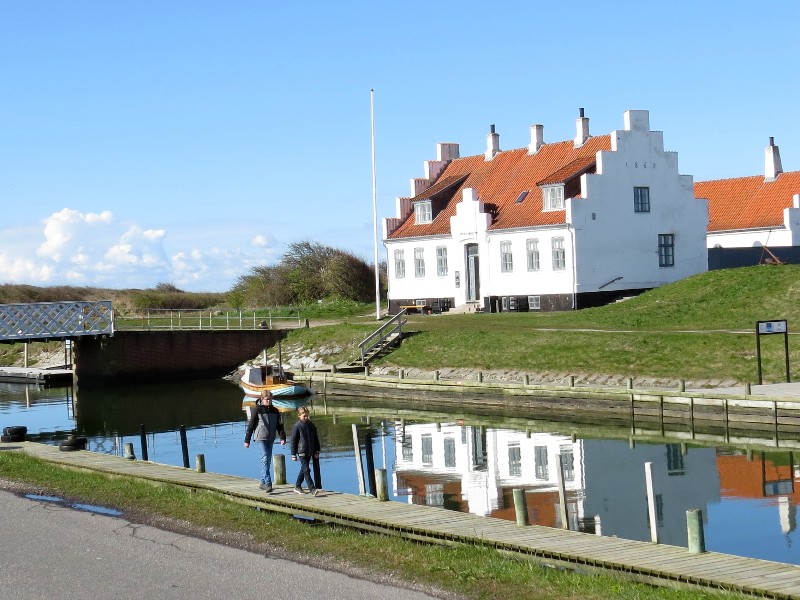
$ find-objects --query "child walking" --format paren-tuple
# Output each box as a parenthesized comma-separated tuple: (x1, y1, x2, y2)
(290, 406, 321, 496)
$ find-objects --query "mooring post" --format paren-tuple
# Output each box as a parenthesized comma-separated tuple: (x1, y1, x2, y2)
(569, 375, 575, 387)
(312, 455, 322, 490)
(478, 371, 483, 383)
(645, 462, 658, 543)
(512, 489, 529, 526)
(274, 454, 286, 485)
(364, 432, 377, 497)
(352, 424, 366, 495)
(555, 454, 569, 530)
(398, 368, 405, 380)
(179, 425, 190, 468)
(123, 442, 135, 460)
(376, 468, 389, 501)
(195, 454, 205, 473)
(523, 374, 529, 386)
(679, 379, 686, 392)
(433, 370, 440, 381)
(745, 382, 751, 395)
(139, 424, 149, 461)
(364, 365, 370, 377)
(687, 509, 705, 554)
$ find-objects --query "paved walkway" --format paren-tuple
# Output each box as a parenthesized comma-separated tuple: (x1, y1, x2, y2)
(3, 440, 800, 599)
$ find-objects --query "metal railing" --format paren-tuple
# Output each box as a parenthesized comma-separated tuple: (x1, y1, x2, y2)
(115, 309, 306, 331)
(0, 301, 114, 342)
(357, 309, 407, 365)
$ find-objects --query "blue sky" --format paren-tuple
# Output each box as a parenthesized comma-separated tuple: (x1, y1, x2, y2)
(2, 1, 798, 292)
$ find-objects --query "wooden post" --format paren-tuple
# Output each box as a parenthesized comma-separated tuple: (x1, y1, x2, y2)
(376, 468, 389, 501)
(512, 489, 529, 526)
(24, 342, 29, 368)
(139, 424, 149, 461)
(433, 370, 440, 381)
(555, 454, 569, 530)
(323, 372, 327, 396)
(273, 454, 286, 485)
(398, 368, 405, 380)
(569, 375, 575, 387)
(687, 509, 705, 554)
(352, 424, 366, 495)
(523, 374, 529, 386)
(123, 442, 135, 460)
(679, 379, 685, 392)
(745, 382, 751, 395)
(478, 371, 483, 383)
(364, 432, 377, 497)
(179, 425, 190, 468)
(195, 454, 206, 473)
(364, 365, 370, 377)
(644, 462, 658, 543)
(626, 377, 633, 389)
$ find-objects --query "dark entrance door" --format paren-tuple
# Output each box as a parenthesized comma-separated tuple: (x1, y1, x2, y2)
(466, 244, 479, 302)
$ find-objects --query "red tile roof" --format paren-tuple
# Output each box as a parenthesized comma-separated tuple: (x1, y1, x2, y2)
(695, 171, 800, 232)
(388, 136, 611, 239)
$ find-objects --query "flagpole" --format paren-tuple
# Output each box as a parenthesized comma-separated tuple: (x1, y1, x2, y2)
(371, 89, 380, 320)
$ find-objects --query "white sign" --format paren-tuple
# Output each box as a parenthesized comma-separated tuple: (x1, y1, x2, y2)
(758, 320, 787, 334)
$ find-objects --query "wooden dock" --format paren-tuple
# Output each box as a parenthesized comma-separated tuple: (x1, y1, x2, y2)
(4, 440, 800, 599)
(0, 366, 73, 384)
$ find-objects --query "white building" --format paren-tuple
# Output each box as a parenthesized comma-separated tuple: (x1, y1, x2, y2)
(697, 138, 800, 258)
(383, 109, 709, 313)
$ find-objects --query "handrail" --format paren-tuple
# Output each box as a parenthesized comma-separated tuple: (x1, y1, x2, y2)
(357, 309, 407, 365)
(115, 308, 305, 331)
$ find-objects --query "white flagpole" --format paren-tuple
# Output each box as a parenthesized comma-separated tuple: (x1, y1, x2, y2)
(371, 89, 380, 320)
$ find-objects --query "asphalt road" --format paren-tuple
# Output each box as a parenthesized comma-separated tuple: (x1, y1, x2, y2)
(0, 489, 441, 600)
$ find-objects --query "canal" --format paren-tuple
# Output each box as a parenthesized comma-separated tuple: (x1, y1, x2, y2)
(1, 379, 799, 566)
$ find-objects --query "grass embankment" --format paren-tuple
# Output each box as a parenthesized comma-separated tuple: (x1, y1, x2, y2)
(286, 266, 800, 384)
(0, 452, 747, 600)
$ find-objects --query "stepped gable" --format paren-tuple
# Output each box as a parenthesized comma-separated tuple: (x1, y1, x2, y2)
(387, 135, 611, 239)
(696, 170, 800, 232)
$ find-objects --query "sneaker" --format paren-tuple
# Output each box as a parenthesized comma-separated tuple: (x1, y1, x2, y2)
(259, 482, 267, 490)
(264, 485, 273, 493)
(294, 487, 304, 495)
(311, 488, 319, 497)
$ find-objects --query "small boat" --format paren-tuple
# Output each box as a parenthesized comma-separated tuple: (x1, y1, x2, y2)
(239, 363, 313, 400)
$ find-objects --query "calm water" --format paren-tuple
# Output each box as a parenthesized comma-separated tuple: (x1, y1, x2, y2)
(1, 379, 799, 565)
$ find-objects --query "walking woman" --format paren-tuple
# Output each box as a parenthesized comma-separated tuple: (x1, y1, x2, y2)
(244, 390, 286, 493)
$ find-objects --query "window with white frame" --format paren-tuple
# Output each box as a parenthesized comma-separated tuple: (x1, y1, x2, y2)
(414, 200, 432, 224)
(552, 237, 566, 270)
(394, 249, 405, 279)
(500, 241, 513, 272)
(436, 246, 448, 276)
(658, 234, 675, 267)
(414, 247, 425, 277)
(543, 185, 565, 210)
(526, 238, 540, 271)
(534, 446, 549, 480)
(528, 295, 541, 310)
(508, 443, 522, 476)
(634, 186, 650, 213)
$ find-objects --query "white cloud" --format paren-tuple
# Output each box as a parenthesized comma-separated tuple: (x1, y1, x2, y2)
(0, 208, 279, 291)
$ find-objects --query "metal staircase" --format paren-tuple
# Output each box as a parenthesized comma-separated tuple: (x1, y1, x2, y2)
(347, 309, 407, 367)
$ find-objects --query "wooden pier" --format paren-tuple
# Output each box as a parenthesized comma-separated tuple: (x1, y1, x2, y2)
(4, 440, 800, 599)
(0, 366, 73, 384)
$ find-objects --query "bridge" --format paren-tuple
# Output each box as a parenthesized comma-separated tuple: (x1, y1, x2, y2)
(0, 301, 301, 388)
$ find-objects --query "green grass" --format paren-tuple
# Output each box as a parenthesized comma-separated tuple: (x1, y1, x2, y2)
(0, 452, 749, 600)
(285, 265, 800, 383)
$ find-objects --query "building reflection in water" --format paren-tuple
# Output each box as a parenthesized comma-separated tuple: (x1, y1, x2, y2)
(394, 421, 722, 545)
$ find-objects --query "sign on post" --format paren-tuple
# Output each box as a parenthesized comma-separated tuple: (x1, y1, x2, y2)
(755, 320, 790, 385)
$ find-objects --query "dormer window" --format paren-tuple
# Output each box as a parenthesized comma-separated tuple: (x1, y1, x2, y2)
(414, 200, 432, 224)
(543, 186, 565, 211)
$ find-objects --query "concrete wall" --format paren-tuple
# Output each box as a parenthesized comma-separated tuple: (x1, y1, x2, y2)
(74, 329, 288, 387)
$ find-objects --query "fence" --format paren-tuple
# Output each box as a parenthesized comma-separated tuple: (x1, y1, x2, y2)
(115, 309, 305, 331)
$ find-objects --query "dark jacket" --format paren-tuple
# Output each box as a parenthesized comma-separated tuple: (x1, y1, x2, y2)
(244, 404, 286, 444)
(290, 419, 320, 457)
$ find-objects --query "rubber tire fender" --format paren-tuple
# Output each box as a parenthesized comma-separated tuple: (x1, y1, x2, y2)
(59, 437, 88, 451)
(3, 426, 27, 436)
(1, 434, 24, 443)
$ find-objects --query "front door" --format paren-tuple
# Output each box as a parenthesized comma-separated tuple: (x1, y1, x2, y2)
(466, 244, 479, 302)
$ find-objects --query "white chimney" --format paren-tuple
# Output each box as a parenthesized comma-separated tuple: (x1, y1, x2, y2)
(485, 124, 500, 160)
(765, 137, 783, 182)
(528, 124, 544, 154)
(574, 108, 589, 147)
(437, 143, 460, 161)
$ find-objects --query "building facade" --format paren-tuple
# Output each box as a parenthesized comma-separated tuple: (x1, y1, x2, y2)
(696, 138, 800, 268)
(383, 109, 709, 313)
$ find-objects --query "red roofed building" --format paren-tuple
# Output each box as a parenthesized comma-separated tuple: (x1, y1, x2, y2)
(383, 109, 709, 313)
(696, 139, 800, 267)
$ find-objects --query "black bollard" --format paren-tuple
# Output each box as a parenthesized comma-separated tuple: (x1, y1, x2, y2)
(179, 425, 190, 468)
(364, 432, 377, 497)
(139, 424, 149, 461)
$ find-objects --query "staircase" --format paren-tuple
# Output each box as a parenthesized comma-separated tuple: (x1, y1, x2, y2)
(347, 310, 407, 368)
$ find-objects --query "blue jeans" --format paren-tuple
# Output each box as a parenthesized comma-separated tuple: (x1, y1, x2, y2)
(257, 440, 274, 486)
